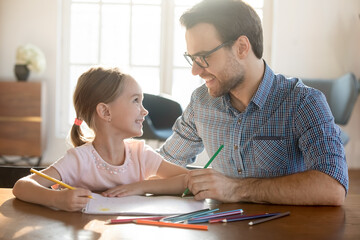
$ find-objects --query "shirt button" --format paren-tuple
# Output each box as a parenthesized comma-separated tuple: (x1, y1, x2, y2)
(237, 119, 241, 124)
(234, 145, 239, 150)
(238, 168, 242, 174)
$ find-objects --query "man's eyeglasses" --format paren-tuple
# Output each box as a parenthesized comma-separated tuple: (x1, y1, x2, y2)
(183, 40, 234, 68)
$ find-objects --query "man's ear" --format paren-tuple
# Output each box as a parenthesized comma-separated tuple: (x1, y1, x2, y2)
(96, 103, 111, 121)
(234, 35, 250, 59)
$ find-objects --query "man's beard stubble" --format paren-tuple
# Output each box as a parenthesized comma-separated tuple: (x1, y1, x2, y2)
(207, 55, 245, 98)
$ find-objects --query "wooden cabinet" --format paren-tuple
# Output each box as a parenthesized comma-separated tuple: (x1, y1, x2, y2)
(0, 82, 42, 162)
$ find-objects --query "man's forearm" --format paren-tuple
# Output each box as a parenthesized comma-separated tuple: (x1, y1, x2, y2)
(234, 170, 345, 205)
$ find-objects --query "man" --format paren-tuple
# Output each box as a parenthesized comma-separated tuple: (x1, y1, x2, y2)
(159, 0, 348, 205)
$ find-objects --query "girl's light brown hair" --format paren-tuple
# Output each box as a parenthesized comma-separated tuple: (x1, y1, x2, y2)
(70, 66, 127, 147)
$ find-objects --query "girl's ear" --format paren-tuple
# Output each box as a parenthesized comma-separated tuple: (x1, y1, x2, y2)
(96, 103, 111, 121)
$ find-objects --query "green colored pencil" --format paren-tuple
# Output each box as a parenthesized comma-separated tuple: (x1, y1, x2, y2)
(182, 145, 224, 197)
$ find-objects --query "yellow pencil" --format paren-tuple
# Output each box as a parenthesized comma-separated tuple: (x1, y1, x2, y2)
(30, 168, 94, 199)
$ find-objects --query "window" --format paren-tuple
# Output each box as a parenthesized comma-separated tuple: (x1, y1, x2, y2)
(57, 0, 264, 137)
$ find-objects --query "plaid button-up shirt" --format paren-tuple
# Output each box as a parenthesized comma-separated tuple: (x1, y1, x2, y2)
(159, 63, 348, 192)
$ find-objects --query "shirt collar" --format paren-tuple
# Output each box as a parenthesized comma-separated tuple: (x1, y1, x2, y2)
(251, 61, 274, 109)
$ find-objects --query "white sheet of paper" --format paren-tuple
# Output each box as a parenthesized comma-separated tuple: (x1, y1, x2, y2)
(82, 193, 209, 215)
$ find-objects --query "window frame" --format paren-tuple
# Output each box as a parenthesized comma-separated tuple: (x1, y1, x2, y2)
(56, 0, 269, 138)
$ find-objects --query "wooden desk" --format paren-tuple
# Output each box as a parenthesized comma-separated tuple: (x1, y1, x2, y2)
(0, 189, 359, 240)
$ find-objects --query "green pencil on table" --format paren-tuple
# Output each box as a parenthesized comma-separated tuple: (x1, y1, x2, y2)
(182, 145, 224, 198)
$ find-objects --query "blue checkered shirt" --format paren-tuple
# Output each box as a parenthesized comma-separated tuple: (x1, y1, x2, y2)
(159, 63, 348, 192)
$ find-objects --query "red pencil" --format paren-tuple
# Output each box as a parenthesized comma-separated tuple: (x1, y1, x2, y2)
(133, 219, 208, 230)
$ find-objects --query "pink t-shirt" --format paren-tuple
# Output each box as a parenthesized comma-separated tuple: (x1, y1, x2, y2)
(51, 139, 163, 191)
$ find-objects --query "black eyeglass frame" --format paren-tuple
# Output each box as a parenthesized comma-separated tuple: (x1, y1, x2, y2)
(183, 40, 234, 68)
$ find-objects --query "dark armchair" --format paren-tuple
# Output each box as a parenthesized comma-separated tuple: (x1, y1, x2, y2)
(302, 73, 360, 145)
(140, 93, 183, 142)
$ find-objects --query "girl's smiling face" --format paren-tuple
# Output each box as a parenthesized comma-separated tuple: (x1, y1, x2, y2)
(107, 76, 148, 139)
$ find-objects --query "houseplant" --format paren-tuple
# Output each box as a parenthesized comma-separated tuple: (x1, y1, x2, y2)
(15, 44, 46, 81)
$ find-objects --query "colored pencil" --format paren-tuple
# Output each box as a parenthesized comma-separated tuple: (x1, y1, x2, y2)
(186, 209, 244, 224)
(210, 213, 279, 223)
(133, 219, 208, 230)
(161, 208, 219, 223)
(248, 211, 290, 226)
(30, 168, 94, 199)
(182, 145, 224, 197)
(161, 208, 211, 221)
(107, 216, 164, 224)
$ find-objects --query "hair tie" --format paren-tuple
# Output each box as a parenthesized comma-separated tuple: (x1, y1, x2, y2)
(74, 118, 83, 126)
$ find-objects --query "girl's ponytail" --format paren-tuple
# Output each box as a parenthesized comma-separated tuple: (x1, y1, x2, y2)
(70, 118, 86, 147)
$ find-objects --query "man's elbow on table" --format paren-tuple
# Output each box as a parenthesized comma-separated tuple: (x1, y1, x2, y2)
(329, 185, 346, 206)
(312, 171, 347, 206)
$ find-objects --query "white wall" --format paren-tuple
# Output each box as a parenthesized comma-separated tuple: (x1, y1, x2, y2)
(0, 0, 359, 168)
(0, 0, 68, 164)
(271, 0, 360, 79)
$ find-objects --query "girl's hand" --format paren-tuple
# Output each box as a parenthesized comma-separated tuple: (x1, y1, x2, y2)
(102, 183, 145, 198)
(53, 188, 92, 212)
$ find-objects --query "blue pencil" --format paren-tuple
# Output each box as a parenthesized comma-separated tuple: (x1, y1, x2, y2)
(186, 209, 244, 224)
(248, 211, 290, 225)
(161, 208, 219, 223)
(209, 213, 279, 223)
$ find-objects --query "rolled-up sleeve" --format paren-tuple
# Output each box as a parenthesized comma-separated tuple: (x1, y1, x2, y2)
(296, 88, 348, 192)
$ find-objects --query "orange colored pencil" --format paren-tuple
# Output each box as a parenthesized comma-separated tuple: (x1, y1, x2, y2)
(133, 220, 208, 230)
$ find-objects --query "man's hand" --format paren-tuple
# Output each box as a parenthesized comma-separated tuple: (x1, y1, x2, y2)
(186, 168, 241, 202)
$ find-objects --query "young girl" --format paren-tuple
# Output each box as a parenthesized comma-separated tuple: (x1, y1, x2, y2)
(13, 66, 189, 212)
